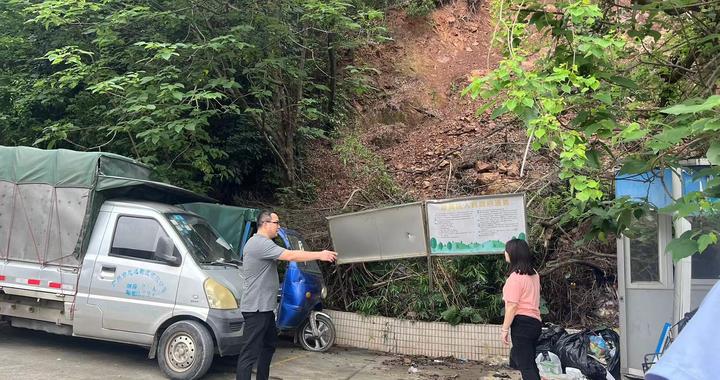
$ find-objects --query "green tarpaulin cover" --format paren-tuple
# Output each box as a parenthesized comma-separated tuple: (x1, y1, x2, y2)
(0, 145, 153, 188)
(180, 203, 259, 254)
(0, 146, 212, 266)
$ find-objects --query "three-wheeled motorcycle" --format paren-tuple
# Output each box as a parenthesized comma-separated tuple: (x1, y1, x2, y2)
(179, 203, 336, 352)
(275, 228, 336, 352)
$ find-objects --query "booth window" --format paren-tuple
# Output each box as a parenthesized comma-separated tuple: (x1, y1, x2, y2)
(689, 215, 720, 280)
(692, 246, 720, 279)
(629, 213, 661, 283)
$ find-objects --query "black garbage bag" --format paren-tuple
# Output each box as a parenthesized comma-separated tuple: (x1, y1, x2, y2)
(536, 324, 568, 353)
(555, 330, 607, 380)
(593, 328, 620, 380)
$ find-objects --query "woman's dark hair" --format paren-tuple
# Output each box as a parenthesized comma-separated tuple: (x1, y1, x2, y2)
(505, 238, 535, 275)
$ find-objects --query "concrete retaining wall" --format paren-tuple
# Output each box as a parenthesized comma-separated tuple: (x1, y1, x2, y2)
(325, 310, 509, 360)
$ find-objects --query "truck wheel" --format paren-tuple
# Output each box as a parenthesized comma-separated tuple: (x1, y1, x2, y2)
(158, 320, 215, 380)
(297, 314, 335, 352)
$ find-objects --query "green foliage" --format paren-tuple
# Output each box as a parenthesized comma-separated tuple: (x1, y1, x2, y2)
(661, 96, 720, 116)
(662, 197, 720, 259)
(344, 65, 381, 96)
(465, 0, 720, 260)
(0, 0, 387, 195)
(348, 296, 381, 315)
(339, 255, 507, 324)
(406, 0, 437, 18)
(441, 305, 484, 325)
(333, 130, 404, 201)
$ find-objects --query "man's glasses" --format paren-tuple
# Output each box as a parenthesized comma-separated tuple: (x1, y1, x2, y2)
(264, 221, 280, 225)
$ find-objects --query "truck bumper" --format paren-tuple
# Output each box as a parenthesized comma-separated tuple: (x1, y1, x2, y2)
(205, 309, 245, 356)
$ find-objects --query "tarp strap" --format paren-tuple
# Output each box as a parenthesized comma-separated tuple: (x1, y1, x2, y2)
(56, 189, 65, 262)
(41, 187, 57, 264)
(2, 184, 16, 260)
(17, 184, 43, 264)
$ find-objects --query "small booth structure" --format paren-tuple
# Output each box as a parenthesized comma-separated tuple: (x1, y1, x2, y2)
(615, 159, 720, 378)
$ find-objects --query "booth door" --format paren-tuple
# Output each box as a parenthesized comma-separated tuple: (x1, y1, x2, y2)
(688, 215, 720, 309)
(618, 213, 674, 378)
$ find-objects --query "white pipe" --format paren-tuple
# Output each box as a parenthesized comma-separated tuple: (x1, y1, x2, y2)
(672, 167, 692, 331)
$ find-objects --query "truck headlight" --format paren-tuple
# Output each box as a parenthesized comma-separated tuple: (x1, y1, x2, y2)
(321, 286, 327, 299)
(204, 278, 238, 310)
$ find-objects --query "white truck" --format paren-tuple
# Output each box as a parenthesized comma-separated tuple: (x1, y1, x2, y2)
(0, 146, 249, 379)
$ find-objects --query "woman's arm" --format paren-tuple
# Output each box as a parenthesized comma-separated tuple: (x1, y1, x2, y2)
(501, 302, 518, 345)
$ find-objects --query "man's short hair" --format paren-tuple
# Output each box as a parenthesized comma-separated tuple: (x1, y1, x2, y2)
(256, 210, 273, 226)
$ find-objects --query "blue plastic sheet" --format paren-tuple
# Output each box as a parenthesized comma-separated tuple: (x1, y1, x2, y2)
(646, 281, 720, 380)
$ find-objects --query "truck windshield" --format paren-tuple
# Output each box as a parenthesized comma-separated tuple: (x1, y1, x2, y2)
(166, 213, 240, 264)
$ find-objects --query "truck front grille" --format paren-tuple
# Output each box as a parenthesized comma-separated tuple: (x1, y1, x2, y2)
(229, 321, 243, 332)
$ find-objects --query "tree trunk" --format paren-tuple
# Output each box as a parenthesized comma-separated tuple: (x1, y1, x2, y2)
(327, 32, 337, 116)
(283, 132, 296, 186)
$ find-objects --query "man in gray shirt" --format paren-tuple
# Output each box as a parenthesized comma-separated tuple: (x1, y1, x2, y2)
(236, 210, 337, 380)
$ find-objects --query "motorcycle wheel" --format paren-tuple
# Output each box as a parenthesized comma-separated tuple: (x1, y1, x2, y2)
(297, 314, 336, 352)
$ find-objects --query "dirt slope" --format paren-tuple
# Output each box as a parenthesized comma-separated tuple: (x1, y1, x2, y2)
(299, 2, 617, 328)
(306, 1, 552, 207)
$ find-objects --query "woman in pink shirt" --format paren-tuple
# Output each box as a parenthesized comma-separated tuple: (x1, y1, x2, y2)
(501, 238, 541, 380)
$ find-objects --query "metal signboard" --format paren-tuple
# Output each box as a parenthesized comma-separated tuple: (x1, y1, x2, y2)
(426, 193, 527, 255)
(327, 202, 428, 264)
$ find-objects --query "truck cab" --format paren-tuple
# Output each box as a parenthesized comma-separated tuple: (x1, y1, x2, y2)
(0, 146, 259, 379)
(0, 198, 249, 380)
(71, 200, 244, 379)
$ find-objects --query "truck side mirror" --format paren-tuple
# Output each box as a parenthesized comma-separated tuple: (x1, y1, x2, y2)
(156, 236, 180, 266)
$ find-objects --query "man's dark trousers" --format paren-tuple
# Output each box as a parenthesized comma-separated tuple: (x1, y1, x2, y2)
(236, 311, 278, 380)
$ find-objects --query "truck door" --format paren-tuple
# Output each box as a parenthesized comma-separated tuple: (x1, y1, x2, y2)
(87, 212, 182, 335)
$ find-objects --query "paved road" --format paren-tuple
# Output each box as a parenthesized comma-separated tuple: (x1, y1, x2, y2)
(0, 324, 510, 380)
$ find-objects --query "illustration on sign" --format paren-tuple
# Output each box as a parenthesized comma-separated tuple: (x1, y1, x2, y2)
(427, 194, 527, 255)
(112, 268, 167, 297)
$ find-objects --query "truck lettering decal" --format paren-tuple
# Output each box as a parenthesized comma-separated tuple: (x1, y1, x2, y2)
(112, 269, 167, 297)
